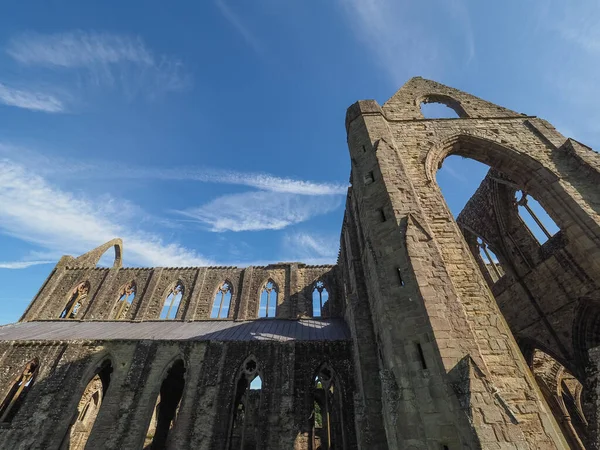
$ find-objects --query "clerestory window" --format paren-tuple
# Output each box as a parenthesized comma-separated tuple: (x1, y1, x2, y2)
(160, 282, 184, 320)
(112, 282, 136, 320)
(258, 280, 277, 318)
(211, 281, 232, 319)
(60, 282, 90, 319)
(515, 190, 559, 244)
(312, 281, 329, 318)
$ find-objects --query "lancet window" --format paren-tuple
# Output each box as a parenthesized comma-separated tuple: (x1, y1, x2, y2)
(477, 237, 504, 283)
(111, 281, 136, 320)
(143, 360, 186, 449)
(515, 190, 559, 244)
(0, 359, 39, 423)
(311, 365, 345, 450)
(160, 282, 184, 320)
(229, 357, 263, 450)
(60, 282, 90, 319)
(211, 281, 232, 319)
(312, 281, 329, 318)
(258, 280, 277, 318)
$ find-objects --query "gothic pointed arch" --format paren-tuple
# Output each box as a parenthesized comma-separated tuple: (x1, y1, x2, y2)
(312, 280, 330, 318)
(310, 363, 346, 450)
(228, 355, 263, 450)
(60, 281, 91, 319)
(111, 281, 136, 320)
(60, 359, 113, 450)
(160, 281, 184, 320)
(211, 280, 233, 319)
(143, 359, 186, 449)
(72, 238, 123, 269)
(0, 358, 39, 423)
(258, 279, 278, 318)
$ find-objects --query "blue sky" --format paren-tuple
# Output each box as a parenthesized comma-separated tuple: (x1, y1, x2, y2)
(0, 0, 597, 324)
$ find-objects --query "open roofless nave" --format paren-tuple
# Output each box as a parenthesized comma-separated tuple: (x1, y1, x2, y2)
(1, 77, 600, 449)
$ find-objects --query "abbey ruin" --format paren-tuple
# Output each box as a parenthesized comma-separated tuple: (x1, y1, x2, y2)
(0, 77, 599, 449)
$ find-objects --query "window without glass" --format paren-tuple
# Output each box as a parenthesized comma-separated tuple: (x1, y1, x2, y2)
(62, 360, 112, 450)
(112, 282, 136, 320)
(259, 280, 277, 318)
(312, 365, 345, 450)
(477, 237, 504, 283)
(515, 190, 559, 244)
(144, 360, 185, 449)
(312, 281, 329, 318)
(0, 359, 39, 423)
(229, 357, 262, 450)
(160, 282, 184, 320)
(60, 282, 90, 319)
(211, 281, 232, 319)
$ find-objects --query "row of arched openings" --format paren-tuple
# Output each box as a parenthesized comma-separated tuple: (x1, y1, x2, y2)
(0, 357, 344, 450)
(229, 357, 345, 450)
(59, 278, 331, 322)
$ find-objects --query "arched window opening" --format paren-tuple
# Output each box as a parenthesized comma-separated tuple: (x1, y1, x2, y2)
(112, 282, 136, 320)
(531, 349, 587, 448)
(229, 358, 262, 450)
(160, 282, 184, 320)
(60, 282, 90, 319)
(311, 365, 345, 450)
(312, 281, 329, 318)
(477, 237, 504, 282)
(144, 360, 186, 450)
(259, 280, 277, 318)
(62, 360, 112, 450)
(420, 102, 461, 119)
(515, 190, 559, 244)
(0, 359, 39, 423)
(211, 281, 232, 319)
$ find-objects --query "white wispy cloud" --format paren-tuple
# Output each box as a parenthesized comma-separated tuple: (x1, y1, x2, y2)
(6, 30, 189, 98)
(0, 159, 211, 267)
(282, 232, 339, 264)
(337, 0, 474, 83)
(0, 82, 64, 112)
(176, 191, 342, 232)
(0, 146, 348, 196)
(215, 0, 263, 54)
(0, 260, 54, 269)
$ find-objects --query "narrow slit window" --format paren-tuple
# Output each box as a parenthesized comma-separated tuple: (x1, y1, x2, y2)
(60, 281, 90, 319)
(416, 343, 428, 370)
(112, 281, 136, 320)
(363, 171, 375, 185)
(211, 281, 232, 319)
(397, 269, 405, 287)
(515, 190, 559, 243)
(0, 359, 39, 423)
(259, 281, 277, 318)
(312, 281, 329, 318)
(160, 282, 184, 320)
(378, 208, 387, 222)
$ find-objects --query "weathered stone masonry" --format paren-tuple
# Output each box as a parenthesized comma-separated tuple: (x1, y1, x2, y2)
(1, 77, 600, 449)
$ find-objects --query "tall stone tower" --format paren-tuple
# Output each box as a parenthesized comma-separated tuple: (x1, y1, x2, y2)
(0, 78, 599, 449)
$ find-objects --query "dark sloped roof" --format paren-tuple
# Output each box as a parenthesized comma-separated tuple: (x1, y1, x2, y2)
(0, 319, 351, 342)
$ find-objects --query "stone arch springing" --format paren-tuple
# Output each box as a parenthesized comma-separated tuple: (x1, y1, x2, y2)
(310, 363, 346, 450)
(60, 281, 91, 319)
(417, 93, 468, 119)
(143, 359, 186, 449)
(312, 280, 330, 318)
(228, 355, 263, 450)
(60, 358, 113, 450)
(211, 280, 233, 319)
(0, 358, 39, 423)
(258, 279, 278, 318)
(160, 281, 184, 320)
(111, 281, 136, 320)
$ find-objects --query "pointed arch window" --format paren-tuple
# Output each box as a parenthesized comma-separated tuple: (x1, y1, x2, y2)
(211, 281, 232, 319)
(259, 280, 277, 318)
(62, 360, 112, 450)
(160, 282, 184, 320)
(477, 237, 504, 282)
(516, 190, 559, 244)
(311, 365, 345, 450)
(229, 357, 262, 450)
(112, 282, 136, 320)
(312, 281, 329, 318)
(60, 282, 90, 319)
(144, 360, 186, 449)
(0, 359, 39, 423)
